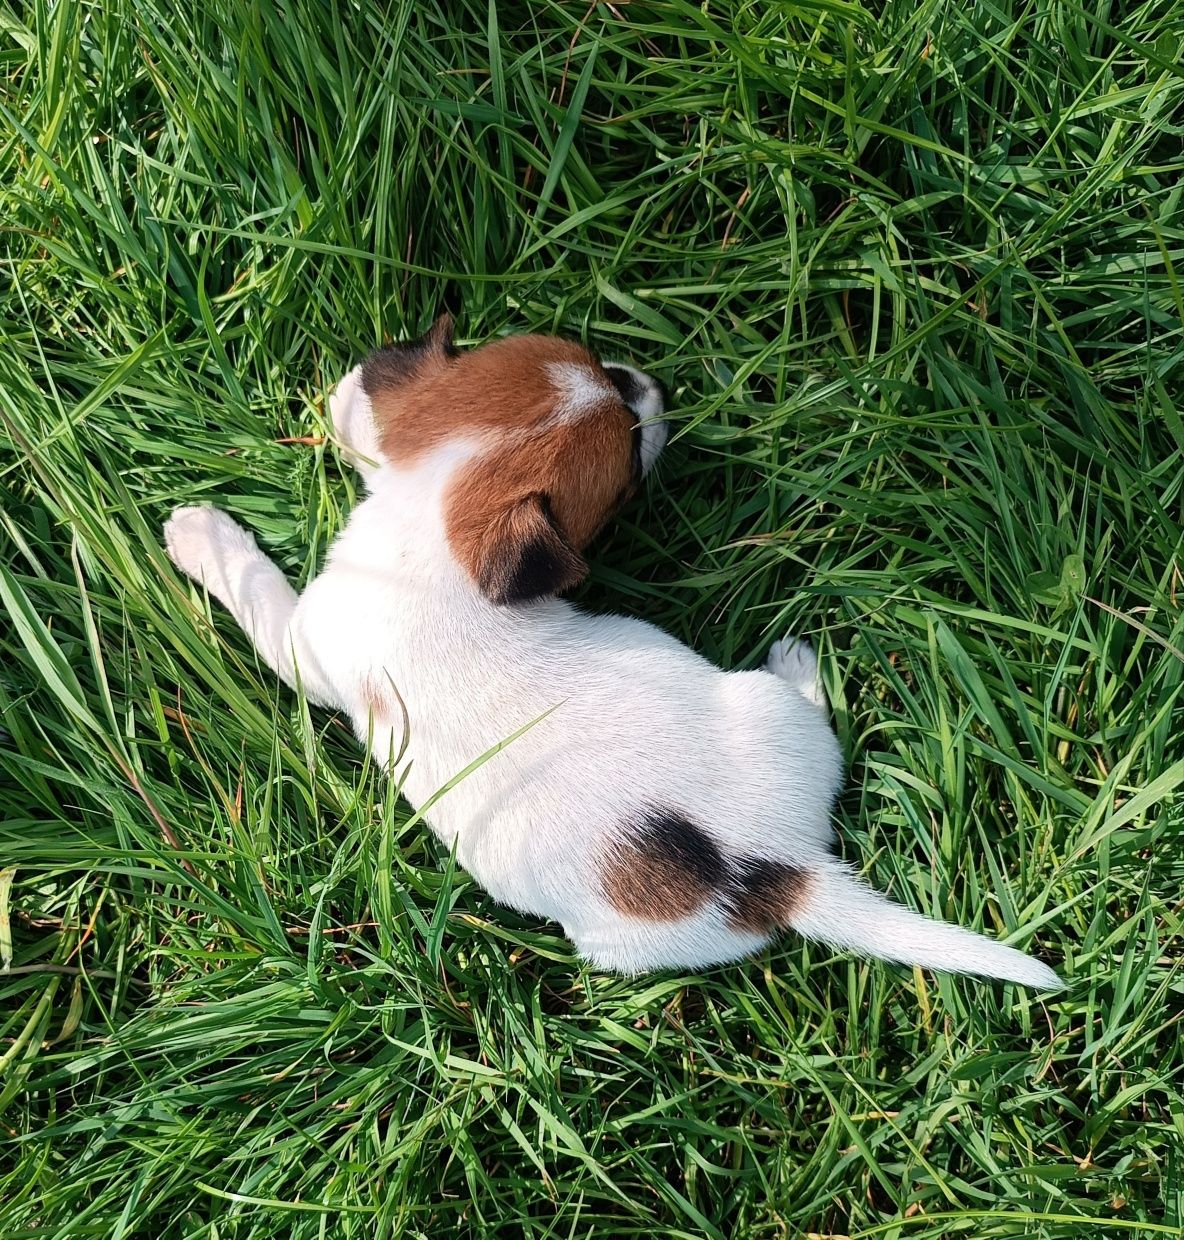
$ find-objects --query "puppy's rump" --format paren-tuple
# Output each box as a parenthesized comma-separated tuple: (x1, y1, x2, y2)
(782, 861, 1061, 989)
(592, 807, 1058, 986)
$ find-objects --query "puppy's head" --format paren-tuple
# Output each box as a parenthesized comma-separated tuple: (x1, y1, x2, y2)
(361, 315, 667, 605)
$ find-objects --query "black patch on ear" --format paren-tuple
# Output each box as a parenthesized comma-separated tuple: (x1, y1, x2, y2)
(495, 533, 570, 605)
(603, 363, 665, 418)
(425, 311, 457, 356)
(361, 343, 425, 394)
(479, 494, 587, 606)
(361, 313, 458, 395)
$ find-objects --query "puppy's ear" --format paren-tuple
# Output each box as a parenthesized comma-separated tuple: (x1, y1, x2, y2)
(475, 493, 588, 606)
(424, 310, 457, 355)
(363, 312, 458, 393)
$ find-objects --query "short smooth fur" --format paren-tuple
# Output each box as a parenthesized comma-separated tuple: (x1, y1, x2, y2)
(163, 317, 1060, 986)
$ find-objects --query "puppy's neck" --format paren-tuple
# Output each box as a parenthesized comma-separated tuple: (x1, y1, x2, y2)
(328, 442, 470, 575)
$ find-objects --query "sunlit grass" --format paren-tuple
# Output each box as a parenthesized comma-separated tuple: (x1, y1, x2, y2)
(2, 1, 1183, 1235)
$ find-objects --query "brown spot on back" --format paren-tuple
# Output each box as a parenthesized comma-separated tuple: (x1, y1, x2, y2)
(602, 808, 812, 934)
(723, 860, 810, 934)
(601, 809, 727, 920)
(357, 674, 411, 765)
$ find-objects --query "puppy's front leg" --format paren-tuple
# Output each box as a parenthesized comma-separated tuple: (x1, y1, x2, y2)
(164, 506, 337, 707)
(328, 366, 382, 489)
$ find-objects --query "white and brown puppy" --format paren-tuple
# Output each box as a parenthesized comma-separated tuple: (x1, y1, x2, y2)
(164, 317, 1059, 987)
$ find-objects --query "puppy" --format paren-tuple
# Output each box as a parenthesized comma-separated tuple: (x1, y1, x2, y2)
(164, 316, 1059, 987)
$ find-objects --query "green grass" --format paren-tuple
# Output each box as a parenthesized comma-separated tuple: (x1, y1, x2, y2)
(2, 0, 1183, 1235)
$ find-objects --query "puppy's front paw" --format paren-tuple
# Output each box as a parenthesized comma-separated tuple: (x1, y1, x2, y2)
(767, 634, 824, 708)
(164, 505, 257, 586)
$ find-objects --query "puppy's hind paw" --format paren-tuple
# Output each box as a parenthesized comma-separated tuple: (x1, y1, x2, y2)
(766, 634, 825, 709)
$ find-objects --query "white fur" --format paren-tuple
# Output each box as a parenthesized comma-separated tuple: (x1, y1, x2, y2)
(163, 360, 1060, 988)
(637, 415, 668, 477)
(328, 365, 381, 482)
(766, 635, 825, 709)
(603, 362, 667, 474)
(546, 362, 618, 424)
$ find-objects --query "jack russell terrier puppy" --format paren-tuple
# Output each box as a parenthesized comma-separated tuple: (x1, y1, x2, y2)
(163, 315, 1060, 988)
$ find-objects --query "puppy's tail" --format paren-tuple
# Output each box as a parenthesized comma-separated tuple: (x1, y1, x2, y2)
(784, 862, 1062, 989)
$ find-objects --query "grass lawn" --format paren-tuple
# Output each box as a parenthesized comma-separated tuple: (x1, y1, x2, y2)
(3, 0, 1184, 1235)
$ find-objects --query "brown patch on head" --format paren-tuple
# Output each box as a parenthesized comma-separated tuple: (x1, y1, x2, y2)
(365, 330, 631, 470)
(446, 402, 636, 603)
(363, 323, 642, 604)
(723, 860, 810, 934)
(601, 809, 726, 921)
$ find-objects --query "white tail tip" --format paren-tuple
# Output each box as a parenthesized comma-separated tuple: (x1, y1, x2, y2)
(787, 863, 1063, 990)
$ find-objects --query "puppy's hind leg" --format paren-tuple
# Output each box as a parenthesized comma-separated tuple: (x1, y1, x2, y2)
(164, 506, 337, 707)
(765, 634, 826, 709)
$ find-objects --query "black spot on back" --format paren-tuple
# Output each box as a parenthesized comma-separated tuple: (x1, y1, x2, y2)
(723, 859, 809, 934)
(601, 807, 727, 919)
(601, 806, 811, 932)
(636, 808, 727, 888)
